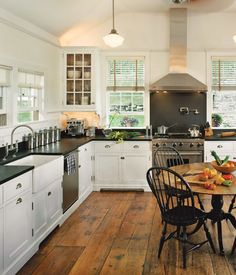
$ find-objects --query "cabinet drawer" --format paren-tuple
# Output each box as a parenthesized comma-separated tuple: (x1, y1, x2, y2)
(124, 141, 151, 153)
(95, 141, 121, 153)
(3, 171, 32, 202)
(205, 141, 234, 152)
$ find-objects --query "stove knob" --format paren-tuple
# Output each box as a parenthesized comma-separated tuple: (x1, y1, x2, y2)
(156, 143, 160, 147)
(163, 143, 167, 146)
(197, 143, 202, 147)
(172, 143, 177, 147)
(190, 143, 194, 147)
(179, 142, 183, 146)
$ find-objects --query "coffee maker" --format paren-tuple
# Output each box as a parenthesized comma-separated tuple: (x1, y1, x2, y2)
(66, 118, 85, 136)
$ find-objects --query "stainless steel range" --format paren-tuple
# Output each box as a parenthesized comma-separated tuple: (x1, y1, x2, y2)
(152, 133, 204, 165)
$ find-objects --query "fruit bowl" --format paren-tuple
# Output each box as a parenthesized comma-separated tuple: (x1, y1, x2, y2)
(211, 161, 236, 174)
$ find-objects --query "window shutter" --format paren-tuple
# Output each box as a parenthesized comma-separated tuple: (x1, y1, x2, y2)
(18, 69, 44, 89)
(212, 57, 236, 91)
(0, 65, 12, 87)
(107, 57, 145, 91)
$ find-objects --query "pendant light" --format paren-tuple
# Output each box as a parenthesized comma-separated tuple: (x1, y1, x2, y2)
(103, 0, 124, 48)
(233, 35, 236, 43)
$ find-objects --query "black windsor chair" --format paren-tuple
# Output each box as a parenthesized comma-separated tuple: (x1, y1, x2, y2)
(228, 195, 236, 213)
(153, 146, 205, 211)
(146, 166, 215, 268)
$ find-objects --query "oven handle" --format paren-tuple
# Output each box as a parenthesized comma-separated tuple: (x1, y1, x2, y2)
(179, 152, 203, 156)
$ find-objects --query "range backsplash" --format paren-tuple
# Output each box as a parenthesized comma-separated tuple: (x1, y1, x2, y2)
(150, 92, 206, 133)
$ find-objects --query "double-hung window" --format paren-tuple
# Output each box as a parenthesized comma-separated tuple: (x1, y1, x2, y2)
(106, 57, 145, 128)
(0, 65, 12, 126)
(211, 57, 236, 128)
(17, 69, 44, 123)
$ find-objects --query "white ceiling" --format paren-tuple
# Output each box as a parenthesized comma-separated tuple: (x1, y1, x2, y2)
(0, 0, 235, 37)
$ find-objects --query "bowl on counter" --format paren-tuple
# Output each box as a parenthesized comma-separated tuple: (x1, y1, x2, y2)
(211, 160, 236, 174)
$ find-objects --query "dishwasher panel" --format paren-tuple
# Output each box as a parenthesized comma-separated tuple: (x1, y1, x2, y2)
(63, 150, 79, 213)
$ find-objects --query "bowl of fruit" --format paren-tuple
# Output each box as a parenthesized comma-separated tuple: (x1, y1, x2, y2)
(211, 151, 236, 174)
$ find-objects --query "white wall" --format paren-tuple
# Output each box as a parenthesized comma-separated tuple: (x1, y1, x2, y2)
(0, 22, 62, 144)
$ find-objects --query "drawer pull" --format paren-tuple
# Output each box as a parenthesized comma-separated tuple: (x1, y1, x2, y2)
(133, 145, 139, 149)
(48, 192, 52, 196)
(233, 157, 236, 160)
(79, 165, 81, 168)
(105, 145, 111, 149)
(121, 157, 125, 160)
(16, 183, 22, 189)
(217, 145, 223, 148)
(16, 198, 22, 204)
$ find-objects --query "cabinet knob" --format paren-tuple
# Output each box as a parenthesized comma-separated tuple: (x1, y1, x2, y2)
(79, 165, 81, 168)
(16, 198, 22, 204)
(133, 145, 139, 149)
(16, 183, 22, 189)
(48, 192, 52, 196)
(217, 145, 223, 148)
(105, 145, 111, 148)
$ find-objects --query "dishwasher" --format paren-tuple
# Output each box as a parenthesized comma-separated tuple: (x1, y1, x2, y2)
(62, 149, 79, 213)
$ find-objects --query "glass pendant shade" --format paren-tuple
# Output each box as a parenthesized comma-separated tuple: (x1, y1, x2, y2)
(233, 35, 236, 43)
(103, 0, 124, 48)
(103, 29, 124, 48)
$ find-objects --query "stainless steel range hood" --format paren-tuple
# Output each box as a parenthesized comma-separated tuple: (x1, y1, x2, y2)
(150, 8, 207, 92)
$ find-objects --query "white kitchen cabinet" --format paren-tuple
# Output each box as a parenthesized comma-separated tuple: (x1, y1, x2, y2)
(4, 190, 32, 269)
(94, 141, 152, 191)
(204, 141, 236, 162)
(78, 143, 93, 203)
(33, 178, 62, 241)
(63, 47, 100, 112)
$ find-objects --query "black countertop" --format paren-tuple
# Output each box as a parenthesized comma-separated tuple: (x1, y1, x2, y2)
(0, 165, 34, 185)
(0, 135, 152, 184)
(205, 135, 236, 141)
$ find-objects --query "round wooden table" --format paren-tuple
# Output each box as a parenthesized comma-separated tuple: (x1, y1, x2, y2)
(171, 162, 236, 255)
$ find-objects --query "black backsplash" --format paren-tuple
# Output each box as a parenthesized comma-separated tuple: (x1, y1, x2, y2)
(150, 92, 206, 133)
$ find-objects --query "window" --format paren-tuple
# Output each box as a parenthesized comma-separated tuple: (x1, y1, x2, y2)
(106, 57, 145, 128)
(0, 65, 12, 126)
(17, 69, 44, 123)
(211, 57, 236, 128)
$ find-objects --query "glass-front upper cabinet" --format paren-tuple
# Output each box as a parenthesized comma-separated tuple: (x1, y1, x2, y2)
(63, 48, 98, 110)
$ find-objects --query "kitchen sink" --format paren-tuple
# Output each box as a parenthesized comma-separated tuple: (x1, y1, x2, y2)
(5, 154, 64, 193)
(5, 154, 61, 167)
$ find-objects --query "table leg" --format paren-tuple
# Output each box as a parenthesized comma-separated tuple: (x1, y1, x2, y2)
(207, 195, 236, 255)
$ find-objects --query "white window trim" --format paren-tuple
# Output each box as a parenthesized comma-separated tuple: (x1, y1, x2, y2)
(101, 51, 150, 129)
(206, 51, 236, 129)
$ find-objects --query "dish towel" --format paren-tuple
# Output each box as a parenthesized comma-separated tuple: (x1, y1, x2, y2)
(65, 153, 76, 175)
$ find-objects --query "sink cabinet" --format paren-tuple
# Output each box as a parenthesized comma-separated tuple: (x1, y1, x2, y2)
(78, 143, 93, 204)
(94, 141, 152, 191)
(33, 178, 62, 241)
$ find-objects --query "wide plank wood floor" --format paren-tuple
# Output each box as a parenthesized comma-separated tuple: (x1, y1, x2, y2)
(18, 192, 236, 275)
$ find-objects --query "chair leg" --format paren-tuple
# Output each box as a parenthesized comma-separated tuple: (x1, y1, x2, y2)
(228, 195, 236, 213)
(158, 222, 167, 258)
(203, 220, 216, 253)
(231, 237, 236, 254)
(196, 193, 205, 211)
(182, 226, 187, 269)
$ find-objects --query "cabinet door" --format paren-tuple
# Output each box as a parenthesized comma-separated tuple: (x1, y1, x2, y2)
(33, 191, 47, 240)
(46, 179, 63, 225)
(64, 49, 96, 109)
(204, 141, 236, 162)
(79, 144, 92, 199)
(4, 191, 32, 269)
(95, 154, 121, 185)
(0, 208, 3, 275)
(122, 153, 151, 185)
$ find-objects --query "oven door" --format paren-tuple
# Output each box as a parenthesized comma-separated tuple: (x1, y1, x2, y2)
(179, 151, 203, 164)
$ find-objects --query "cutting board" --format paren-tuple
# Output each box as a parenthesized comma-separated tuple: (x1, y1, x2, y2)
(221, 131, 236, 137)
(183, 175, 214, 186)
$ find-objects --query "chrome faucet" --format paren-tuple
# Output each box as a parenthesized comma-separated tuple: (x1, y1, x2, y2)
(10, 125, 34, 156)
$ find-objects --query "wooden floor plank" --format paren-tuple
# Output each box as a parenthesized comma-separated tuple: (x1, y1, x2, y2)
(17, 192, 236, 275)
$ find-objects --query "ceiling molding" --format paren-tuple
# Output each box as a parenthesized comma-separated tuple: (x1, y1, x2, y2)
(0, 7, 60, 47)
